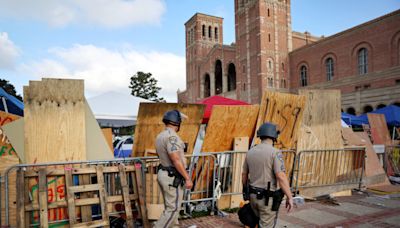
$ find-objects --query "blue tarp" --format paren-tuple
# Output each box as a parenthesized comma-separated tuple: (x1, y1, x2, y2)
(0, 87, 23, 116)
(341, 112, 368, 126)
(359, 105, 400, 126)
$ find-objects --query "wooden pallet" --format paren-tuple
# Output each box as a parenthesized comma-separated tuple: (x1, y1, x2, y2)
(15, 163, 150, 228)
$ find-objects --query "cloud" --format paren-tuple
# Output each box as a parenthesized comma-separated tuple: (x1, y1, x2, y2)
(0, 32, 20, 69)
(0, 0, 166, 28)
(20, 44, 185, 102)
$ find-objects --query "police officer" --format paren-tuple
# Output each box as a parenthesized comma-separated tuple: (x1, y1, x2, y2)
(242, 122, 293, 228)
(154, 110, 193, 228)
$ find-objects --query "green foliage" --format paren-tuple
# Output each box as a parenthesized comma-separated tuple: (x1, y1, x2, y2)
(0, 79, 22, 101)
(129, 71, 165, 102)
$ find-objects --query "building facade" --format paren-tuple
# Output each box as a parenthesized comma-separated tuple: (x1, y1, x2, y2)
(178, 0, 400, 115)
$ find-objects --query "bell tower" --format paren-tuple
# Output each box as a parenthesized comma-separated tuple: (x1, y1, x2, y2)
(235, 0, 292, 103)
(185, 13, 223, 101)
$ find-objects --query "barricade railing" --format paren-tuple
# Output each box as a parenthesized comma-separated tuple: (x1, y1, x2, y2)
(293, 147, 366, 194)
(384, 145, 400, 176)
(1, 158, 149, 228)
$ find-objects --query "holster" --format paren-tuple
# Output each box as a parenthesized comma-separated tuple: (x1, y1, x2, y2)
(271, 189, 284, 211)
(158, 164, 185, 188)
(242, 182, 250, 201)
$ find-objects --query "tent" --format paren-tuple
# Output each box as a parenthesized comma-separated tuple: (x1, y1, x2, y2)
(358, 105, 400, 126)
(341, 112, 368, 126)
(0, 87, 24, 116)
(197, 95, 250, 123)
(87, 91, 152, 127)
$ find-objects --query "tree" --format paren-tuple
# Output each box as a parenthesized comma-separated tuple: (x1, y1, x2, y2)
(0, 79, 22, 101)
(129, 71, 165, 102)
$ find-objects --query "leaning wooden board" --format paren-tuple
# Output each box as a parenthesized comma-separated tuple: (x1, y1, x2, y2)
(201, 105, 259, 152)
(132, 103, 205, 157)
(367, 113, 392, 145)
(0, 111, 21, 227)
(24, 78, 87, 163)
(254, 91, 305, 149)
(295, 90, 344, 196)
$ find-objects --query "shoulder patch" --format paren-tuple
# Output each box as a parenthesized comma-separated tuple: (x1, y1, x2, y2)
(168, 136, 179, 151)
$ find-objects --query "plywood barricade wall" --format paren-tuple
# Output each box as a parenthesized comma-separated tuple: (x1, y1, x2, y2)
(193, 105, 259, 202)
(0, 111, 21, 227)
(132, 103, 205, 157)
(295, 90, 346, 197)
(367, 113, 392, 145)
(254, 91, 305, 150)
(23, 78, 87, 226)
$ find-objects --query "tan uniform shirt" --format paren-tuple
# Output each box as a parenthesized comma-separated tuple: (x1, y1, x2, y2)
(243, 142, 286, 190)
(155, 127, 186, 168)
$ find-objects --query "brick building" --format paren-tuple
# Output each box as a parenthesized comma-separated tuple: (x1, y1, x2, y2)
(178, 0, 400, 115)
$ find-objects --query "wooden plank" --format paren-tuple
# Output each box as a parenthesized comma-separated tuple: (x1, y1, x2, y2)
(69, 184, 100, 193)
(230, 137, 248, 208)
(101, 128, 113, 152)
(79, 174, 92, 222)
(16, 169, 25, 228)
(65, 169, 77, 225)
(201, 105, 259, 152)
(146, 204, 164, 220)
(0, 111, 21, 227)
(96, 166, 110, 227)
(119, 165, 134, 227)
(367, 113, 391, 145)
(135, 163, 150, 228)
(24, 78, 86, 164)
(38, 169, 49, 228)
(254, 91, 305, 149)
(133, 103, 205, 157)
(72, 220, 109, 228)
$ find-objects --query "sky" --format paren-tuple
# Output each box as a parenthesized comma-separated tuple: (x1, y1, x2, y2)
(0, 0, 399, 102)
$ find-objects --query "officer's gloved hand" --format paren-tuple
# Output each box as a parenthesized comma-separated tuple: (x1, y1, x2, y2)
(242, 184, 250, 201)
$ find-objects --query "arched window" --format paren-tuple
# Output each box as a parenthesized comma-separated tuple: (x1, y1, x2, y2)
(363, 105, 373, 113)
(215, 60, 223, 94)
(325, 57, 334, 81)
(187, 31, 191, 44)
(204, 74, 210, 98)
(227, 63, 236, 91)
(300, 65, 308, 87)
(202, 25, 205, 37)
(268, 78, 273, 87)
(208, 26, 212, 39)
(346, 107, 356, 115)
(268, 8, 270, 17)
(358, 48, 368, 75)
(215, 27, 218, 40)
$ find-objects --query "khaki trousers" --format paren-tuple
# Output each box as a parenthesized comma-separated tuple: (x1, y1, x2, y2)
(250, 193, 278, 228)
(154, 170, 184, 228)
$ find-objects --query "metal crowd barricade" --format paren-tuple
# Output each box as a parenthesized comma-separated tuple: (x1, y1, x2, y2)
(140, 153, 218, 216)
(293, 147, 366, 194)
(1, 157, 147, 227)
(384, 145, 400, 176)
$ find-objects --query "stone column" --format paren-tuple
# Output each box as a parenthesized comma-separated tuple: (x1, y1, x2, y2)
(210, 72, 216, 96)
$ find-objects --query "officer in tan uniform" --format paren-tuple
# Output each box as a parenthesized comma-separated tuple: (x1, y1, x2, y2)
(154, 110, 193, 228)
(242, 122, 293, 228)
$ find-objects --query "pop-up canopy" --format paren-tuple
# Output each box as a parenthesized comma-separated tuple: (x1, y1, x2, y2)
(0, 87, 23, 116)
(197, 95, 249, 123)
(358, 105, 400, 126)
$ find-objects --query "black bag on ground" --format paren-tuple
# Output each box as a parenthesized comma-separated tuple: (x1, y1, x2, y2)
(238, 202, 259, 228)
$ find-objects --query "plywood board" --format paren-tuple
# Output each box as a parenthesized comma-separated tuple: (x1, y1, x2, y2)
(296, 90, 344, 195)
(297, 90, 343, 151)
(0, 111, 21, 227)
(24, 79, 86, 163)
(85, 100, 113, 160)
(254, 91, 305, 149)
(367, 113, 391, 145)
(133, 103, 205, 157)
(354, 131, 390, 186)
(2, 118, 24, 162)
(102, 128, 113, 152)
(201, 105, 259, 152)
